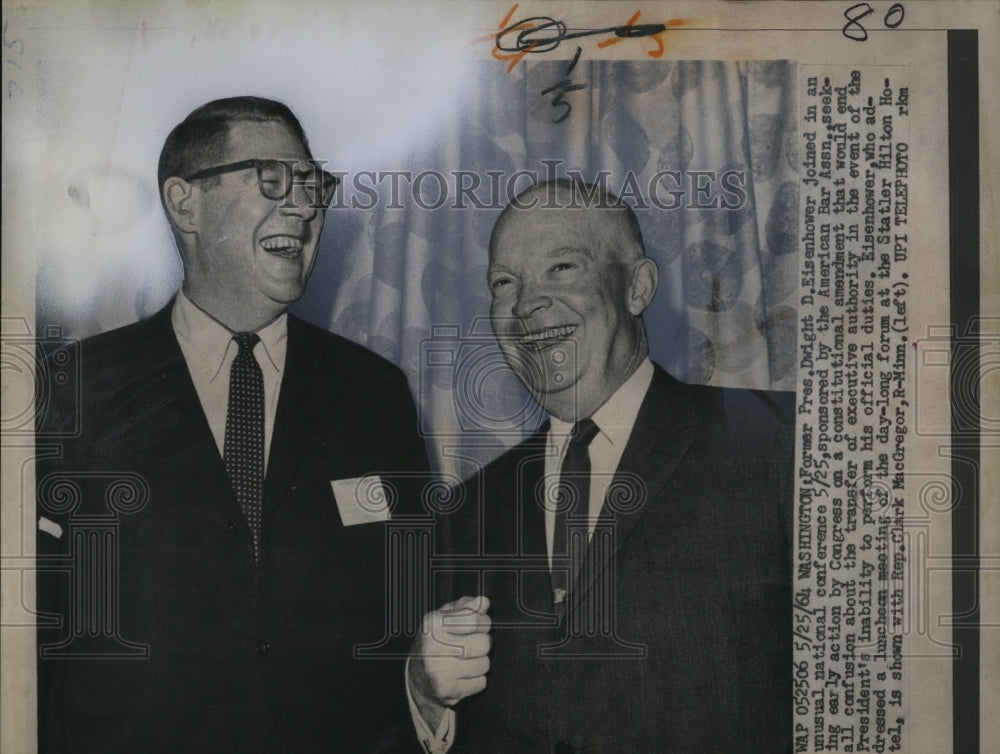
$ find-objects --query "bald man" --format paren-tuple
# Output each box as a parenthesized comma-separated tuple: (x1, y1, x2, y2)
(409, 180, 794, 753)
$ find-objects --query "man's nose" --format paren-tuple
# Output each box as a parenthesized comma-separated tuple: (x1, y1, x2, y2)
(511, 280, 551, 318)
(278, 182, 318, 220)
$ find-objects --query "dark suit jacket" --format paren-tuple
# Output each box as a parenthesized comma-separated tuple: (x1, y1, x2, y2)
(440, 365, 794, 753)
(36, 303, 429, 753)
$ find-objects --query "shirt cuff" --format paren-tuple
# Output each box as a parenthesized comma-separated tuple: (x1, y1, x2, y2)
(405, 656, 456, 754)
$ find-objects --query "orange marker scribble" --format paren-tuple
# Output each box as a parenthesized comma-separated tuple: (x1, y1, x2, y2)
(489, 4, 537, 73)
(476, 5, 687, 72)
(493, 31, 536, 73)
(597, 10, 680, 59)
(596, 10, 640, 49)
(498, 4, 519, 30)
(468, 3, 517, 46)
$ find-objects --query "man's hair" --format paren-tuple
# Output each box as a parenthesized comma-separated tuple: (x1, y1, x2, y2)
(157, 96, 310, 196)
(489, 178, 647, 262)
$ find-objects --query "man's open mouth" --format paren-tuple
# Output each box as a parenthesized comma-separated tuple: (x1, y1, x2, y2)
(260, 235, 303, 259)
(519, 325, 576, 350)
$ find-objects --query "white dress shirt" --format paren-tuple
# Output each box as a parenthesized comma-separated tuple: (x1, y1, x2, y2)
(411, 358, 655, 753)
(544, 358, 654, 561)
(408, 657, 456, 754)
(171, 289, 287, 468)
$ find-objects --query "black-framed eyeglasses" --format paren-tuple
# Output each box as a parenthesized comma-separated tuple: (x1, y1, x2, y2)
(183, 159, 339, 210)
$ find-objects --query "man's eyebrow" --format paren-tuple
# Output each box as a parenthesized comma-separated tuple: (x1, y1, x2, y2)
(544, 246, 593, 259)
(261, 157, 319, 173)
(488, 246, 593, 275)
(487, 264, 513, 277)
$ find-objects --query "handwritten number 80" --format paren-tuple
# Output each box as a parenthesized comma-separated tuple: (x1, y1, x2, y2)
(843, 2, 905, 42)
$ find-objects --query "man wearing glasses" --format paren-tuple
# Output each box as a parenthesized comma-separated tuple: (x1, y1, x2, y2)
(36, 97, 428, 752)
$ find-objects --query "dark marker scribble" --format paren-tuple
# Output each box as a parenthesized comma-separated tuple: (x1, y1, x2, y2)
(496, 15, 666, 54)
(540, 46, 586, 124)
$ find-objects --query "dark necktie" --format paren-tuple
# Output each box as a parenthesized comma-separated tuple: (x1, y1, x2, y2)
(552, 418, 600, 616)
(224, 332, 264, 562)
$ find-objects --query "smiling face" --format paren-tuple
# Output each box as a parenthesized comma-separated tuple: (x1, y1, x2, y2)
(488, 198, 655, 421)
(182, 119, 324, 330)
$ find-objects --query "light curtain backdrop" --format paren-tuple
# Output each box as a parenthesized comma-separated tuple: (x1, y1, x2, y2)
(37, 60, 799, 475)
(293, 60, 800, 473)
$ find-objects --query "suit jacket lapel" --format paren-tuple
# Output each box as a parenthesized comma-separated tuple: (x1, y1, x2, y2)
(570, 366, 698, 606)
(514, 426, 554, 617)
(141, 305, 256, 553)
(262, 316, 322, 522)
(143, 303, 227, 469)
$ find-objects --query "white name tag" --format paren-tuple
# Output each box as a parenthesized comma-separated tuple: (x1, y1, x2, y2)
(331, 475, 391, 526)
(39, 516, 64, 539)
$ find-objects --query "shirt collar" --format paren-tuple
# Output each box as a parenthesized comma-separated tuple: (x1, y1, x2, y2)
(549, 358, 655, 449)
(171, 288, 287, 384)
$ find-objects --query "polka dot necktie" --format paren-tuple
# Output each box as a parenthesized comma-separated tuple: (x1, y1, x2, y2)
(552, 418, 600, 617)
(224, 332, 264, 562)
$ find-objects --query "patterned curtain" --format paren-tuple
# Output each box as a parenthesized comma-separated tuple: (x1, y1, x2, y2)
(294, 60, 799, 476)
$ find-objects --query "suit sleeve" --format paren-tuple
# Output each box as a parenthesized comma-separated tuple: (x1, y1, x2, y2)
(35, 341, 83, 754)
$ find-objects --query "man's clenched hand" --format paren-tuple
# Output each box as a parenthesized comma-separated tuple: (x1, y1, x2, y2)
(408, 596, 492, 731)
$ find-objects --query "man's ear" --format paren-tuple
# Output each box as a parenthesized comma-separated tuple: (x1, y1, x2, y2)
(162, 177, 199, 234)
(627, 256, 659, 316)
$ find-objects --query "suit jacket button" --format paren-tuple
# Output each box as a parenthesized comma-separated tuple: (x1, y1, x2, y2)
(256, 641, 271, 656)
(554, 742, 574, 754)
(226, 518, 237, 532)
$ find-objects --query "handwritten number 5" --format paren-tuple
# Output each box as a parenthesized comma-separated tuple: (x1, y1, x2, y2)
(541, 81, 587, 124)
(3, 20, 24, 54)
(541, 46, 585, 124)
